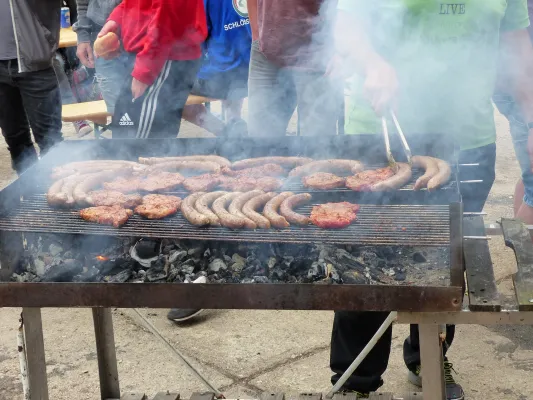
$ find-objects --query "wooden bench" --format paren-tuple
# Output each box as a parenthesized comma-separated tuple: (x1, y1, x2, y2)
(62, 95, 216, 138)
(59, 27, 78, 49)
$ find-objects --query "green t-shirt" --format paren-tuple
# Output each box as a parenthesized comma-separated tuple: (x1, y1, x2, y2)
(338, 0, 530, 150)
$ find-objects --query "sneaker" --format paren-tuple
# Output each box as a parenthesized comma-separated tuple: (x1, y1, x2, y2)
(338, 390, 369, 399)
(167, 308, 203, 322)
(167, 276, 207, 322)
(73, 120, 93, 137)
(407, 361, 465, 400)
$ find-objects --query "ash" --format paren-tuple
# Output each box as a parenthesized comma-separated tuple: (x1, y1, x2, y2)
(13, 234, 449, 286)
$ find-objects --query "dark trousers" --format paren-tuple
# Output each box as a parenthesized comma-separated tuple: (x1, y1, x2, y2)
(0, 60, 63, 173)
(330, 143, 496, 393)
(111, 55, 200, 139)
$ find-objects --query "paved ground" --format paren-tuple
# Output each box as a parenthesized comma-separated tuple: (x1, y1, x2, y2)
(1, 107, 533, 400)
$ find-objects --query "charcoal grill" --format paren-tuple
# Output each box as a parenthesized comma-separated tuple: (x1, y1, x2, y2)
(0, 135, 467, 311)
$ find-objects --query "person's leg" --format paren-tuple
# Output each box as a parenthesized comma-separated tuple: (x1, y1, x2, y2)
(182, 78, 227, 136)
(52, 53, 93, 137)
(403, 143, 495, 400)
(94, 52, 132, 115)
(493, 92, 533, 221)
(140, 59, 200, 138)
(292, 72, 343, 136)
(0, 61, 38, 173)
(248, 41, 296, 137)
(330, 311, 392, 395)
(13, 62, 63, 160)
(515, 180, 525, 216)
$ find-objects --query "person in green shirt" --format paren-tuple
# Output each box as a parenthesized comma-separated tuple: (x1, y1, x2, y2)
(329, 1, 533, 399)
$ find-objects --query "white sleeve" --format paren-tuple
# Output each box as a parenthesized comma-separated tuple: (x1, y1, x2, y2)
(337, 0, 357, 13)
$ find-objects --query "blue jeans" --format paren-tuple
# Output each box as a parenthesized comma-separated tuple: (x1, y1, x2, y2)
(493, 93, 533, 207)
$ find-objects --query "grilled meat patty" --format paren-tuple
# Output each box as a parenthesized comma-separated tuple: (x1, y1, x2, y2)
(103, 176, 144, 193)
(310, 202, 360, 229)
(183, 173, 222, 192)
(135, 194, 182, 219)
(302, 172, 345, 190)
(86, 190, 142, 208)
(138, 171, 184, 192)
(79, 205, 133, 227)
(345, 167, 395, 191)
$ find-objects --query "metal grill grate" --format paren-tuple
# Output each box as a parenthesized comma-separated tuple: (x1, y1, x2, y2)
(0, 194, 451, 246)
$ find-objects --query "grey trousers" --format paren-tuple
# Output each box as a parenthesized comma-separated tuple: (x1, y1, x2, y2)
(247, 40, 342, 137)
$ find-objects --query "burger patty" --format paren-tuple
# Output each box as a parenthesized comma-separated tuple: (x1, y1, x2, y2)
(79, 205, 133, 227)
(219, 176, 283, 192)
(302, 172, 346, 190)
(134, 194, 182, 219)
(310, 202, 360, 229)
(345, 167, 395, 191)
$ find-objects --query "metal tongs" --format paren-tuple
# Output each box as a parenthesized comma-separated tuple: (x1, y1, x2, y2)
(381, 111, 412, 169)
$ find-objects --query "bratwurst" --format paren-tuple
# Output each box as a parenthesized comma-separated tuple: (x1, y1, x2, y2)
(181, 193, 210, 226)
(370, 162, 412, 192)
(195, 191, 227, 226)
(412, 156, 439, 190)
(289, 160, 364, 177)
(427, 158, 452, 191)
(279, 193, 312, 225)
(212, 192, 245, 229)
(139, 155, 231, 167)
(263, 192, 294, 228)
(232, 157, 313, 170)
(228, 190, 264, 229)
(242, 192, 276, 229)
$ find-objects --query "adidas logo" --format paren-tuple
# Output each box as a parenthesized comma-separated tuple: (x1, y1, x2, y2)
(119, 113, 134, 126)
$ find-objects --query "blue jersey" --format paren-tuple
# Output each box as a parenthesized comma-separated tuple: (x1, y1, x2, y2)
(198, 0, 252, 79)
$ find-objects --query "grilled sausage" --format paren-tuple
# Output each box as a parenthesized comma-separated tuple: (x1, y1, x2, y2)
(228, 190, 264, 229)
(427, 158, 452, 191)
(47, 178, 68, 206)
(212, 192, 245, 229)
(242, 192, 276, 229)
(370, 162, 412, 191)
(150, 161, 221, 174)
(52, 161, 142, 179)
(412, 156, 439, 190)
(195, 191, 227, 226)
(181, 193, 210, 226)
(280, 193, 312, 225)
(232, 157, 313, 170)
(74, 170, 131, 206)
(263, 192, 294, 228)
(289, 160, 364, 177)
(139, 155, 231, 167)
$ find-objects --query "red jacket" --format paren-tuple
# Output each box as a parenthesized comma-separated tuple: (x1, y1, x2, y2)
(108, 0, 207, 86)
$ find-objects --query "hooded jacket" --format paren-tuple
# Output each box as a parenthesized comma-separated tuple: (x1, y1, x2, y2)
(73, 0, 122, 44)
(8, 0, 61, 72)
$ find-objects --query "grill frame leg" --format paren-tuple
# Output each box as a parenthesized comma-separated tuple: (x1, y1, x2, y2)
(23, 307, 49, 400)
(92, 308, 121, 400)
(419, 324, 446, 400)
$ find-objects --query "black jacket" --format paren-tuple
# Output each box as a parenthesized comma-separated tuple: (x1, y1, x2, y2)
(9, 0, 61, 72)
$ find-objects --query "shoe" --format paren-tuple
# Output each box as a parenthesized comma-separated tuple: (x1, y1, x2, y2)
(167, 308, 203, 322)
(408, 361, 465, 400)
(73, 120, 93, 137)
(338, 390, 369, 399)
(167, 276, 207, 322)
(221, 118, 247, 137)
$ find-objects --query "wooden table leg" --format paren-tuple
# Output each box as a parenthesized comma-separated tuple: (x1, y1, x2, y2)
(23, 308, 49, 400)
(419, 324, 446, 400)
(92, 308, 121, 400)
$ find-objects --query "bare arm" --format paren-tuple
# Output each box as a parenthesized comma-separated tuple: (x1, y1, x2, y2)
(501, 28, 533, 169)
(333, 10, 399, 114)
(247, 0, 258, 41)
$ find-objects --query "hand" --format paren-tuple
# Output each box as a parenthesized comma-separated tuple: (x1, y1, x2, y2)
(76, 42, 94, 68)
(325, 53, 352, 79)
(131, 78, 149, 99)
(98, 20, 119, 38)
(363, 59, 399, 116)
